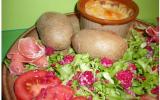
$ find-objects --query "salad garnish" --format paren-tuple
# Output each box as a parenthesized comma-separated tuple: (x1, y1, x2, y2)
(5, 26, 159, 99)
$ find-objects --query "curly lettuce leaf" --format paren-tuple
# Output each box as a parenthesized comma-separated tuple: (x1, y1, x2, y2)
(55, 64, 73, 81)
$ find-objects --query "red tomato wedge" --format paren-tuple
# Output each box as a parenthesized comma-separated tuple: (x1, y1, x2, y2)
(72, 96, 88, 100)
(140, 94, 157, 100)
(14, 70, 61, 100)
(36, 85, 75, 100)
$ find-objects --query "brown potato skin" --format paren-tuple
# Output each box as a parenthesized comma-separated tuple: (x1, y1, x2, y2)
(72, 29, 128, 61)
(36, 12, 73, 50)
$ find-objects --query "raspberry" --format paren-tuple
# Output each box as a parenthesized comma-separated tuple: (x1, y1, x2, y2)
(45, 47, 54, 56)
(139, 76, 146, 81)
(136, 74, 146, 81)
(145, 45, 153, 57)
(151, 86, 159, 95)
(145, 26, 159, 43)
(59, 55, 74, 65)
(66, 80, 73, 87)
(146, 37, 152, 44)
(101, 57, 113, 67)
(145, 45, 153, 52)
(128, 63, 137, 71)
(128, 63, 137, 74)
(125, 88, 135, 96)
(78, 71, 95, 86)
(116, 70, 133, 89)
(135, 74, 146, 81)
(51, 64, 56, 67)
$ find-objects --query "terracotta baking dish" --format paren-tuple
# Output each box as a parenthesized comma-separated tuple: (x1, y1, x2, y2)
(77, 0, 139, 25)
(77, 0, 139, 38)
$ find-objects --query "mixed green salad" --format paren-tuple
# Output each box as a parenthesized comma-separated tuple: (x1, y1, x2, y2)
(6, 29, 157, 100)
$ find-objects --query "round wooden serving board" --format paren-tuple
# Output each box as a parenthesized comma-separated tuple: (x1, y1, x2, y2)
(2, 13, 152, 100)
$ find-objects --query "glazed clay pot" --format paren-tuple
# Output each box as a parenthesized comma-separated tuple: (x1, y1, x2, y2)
(80, 17, 134, 38)
(77, 0, 139, 38)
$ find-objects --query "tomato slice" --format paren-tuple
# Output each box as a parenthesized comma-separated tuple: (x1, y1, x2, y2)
(14, 70, 61, 100)
(140, 94, 157, 100)
(36, 85, 75, 100)
(72, 96, 88, 100)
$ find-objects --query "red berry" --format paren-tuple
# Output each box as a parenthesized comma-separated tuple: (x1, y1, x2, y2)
(96, 70, 100, 74)
(151, 86, 159, 95)
(59, 55, 74, 65)
(145, 45, 153, 58)
(145, 45, 153, 51)
(146, 37, 152, 44)
(51, 64, 56, 67)
(101, 57, 113, 67)
(136, 74, 146, 81)
(78, 71, 95, 86)
(128, 63, 137, 71)
(116, 70, 133, 89)
(66, 80, 73, 87)
(125, 88, 135, 96)
(45, 47, 54, 56)
(139, 76, 146, 81)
